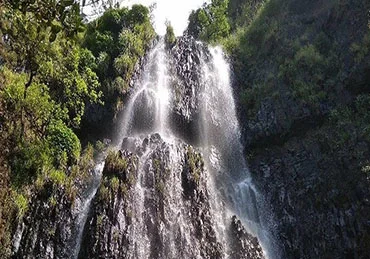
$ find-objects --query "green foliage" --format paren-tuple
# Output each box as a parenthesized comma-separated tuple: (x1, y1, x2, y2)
(0, 3, 108, 252)
(277, 41, 340, 109)
(231, 0, 282, 56)
(1, 0, 83, 74)
(83, 5, 155, 116)
(79, 143, 95, 174)
(351, 30, 370, 63)
(95, 140, 106, 153)
(228, 0, 267, 29)
(217, 0, 349, 116)
(111, 177, 120, 193)
(104, 150, 128, 175)
(186, 146, 204, 184)
(325, 94, 370, 149)
(127, 4, 150, 24)
(99, 182, 110, 201)
(0, 0, 103, 189)
(165, 21, 176, 47)
(37, 36, 102, 127)
(47, 121, 81, 166)
(49, 169, 67, 186)
(10, 140, 52, 187)
(187, 0, 230, 43)
(13, 192, 28, 220)
(114, 53, 135, 79)
(239, 79, 277, 116)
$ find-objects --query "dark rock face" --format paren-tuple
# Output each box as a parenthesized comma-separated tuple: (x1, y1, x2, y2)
(169, 36, 210, 121)
(167, 36, 210, 144)
(248, 134, 370, 258)
(78, 134, 264, 258)
(231, 0, 370, 258)
(237, 0, 370, 150)
(14, 185, 75, 259)
(78, 149, 138, 258)
(229, 216, 264, 259)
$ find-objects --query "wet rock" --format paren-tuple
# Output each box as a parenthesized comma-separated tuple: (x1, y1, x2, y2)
(79, 134, 261, 258)
(169, 36, 209, 119)
(248, 135, 370, 258)
(167, 36, 211, 144)
(229, 215, 264, 259)
(13, 184, 75, 259)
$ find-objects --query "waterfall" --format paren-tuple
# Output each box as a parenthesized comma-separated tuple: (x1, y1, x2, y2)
(116, 40, 171, 143)
(198, 46, 277, 258)
(72, 161, 104, 259)
(74, 37, 276, 259)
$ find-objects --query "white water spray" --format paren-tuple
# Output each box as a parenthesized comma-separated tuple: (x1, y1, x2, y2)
(116, 39, 171, 145)
(198, 46, 278, 258)
(73, 161, 104, 259)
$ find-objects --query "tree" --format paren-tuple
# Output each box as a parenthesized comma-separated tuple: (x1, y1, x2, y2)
(165, 21, 176, 47)
(82, 5, 155, 121)
(186, 0, 230, 43)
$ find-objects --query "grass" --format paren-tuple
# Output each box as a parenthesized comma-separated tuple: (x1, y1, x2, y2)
(104, 150, 128, 176)
(14, 192, 28, 219)
(186, 146, 204, 184)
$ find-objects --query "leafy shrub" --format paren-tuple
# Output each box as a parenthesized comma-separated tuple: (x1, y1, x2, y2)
(187, 0, 230, 43)
(47, 121, 81, 166)
(83, 5, 155, 119)
(103, 150, 128, 177)
(114, 53, 135, 77)
(165, 21, 176, 47)
(48, 169, 67, 186)
(10, 141, 52, 187)
(13, 192, 28, 219)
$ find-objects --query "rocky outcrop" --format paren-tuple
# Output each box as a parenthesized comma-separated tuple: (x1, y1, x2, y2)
(167, 36, 210, 144)
(78, 133, 264, 258)
(78, 148, 138, 258)
(229, 0, 370, 257)
(11, 157, 98, 259)
(248, 131, 370, 258)
(229, 216, 264, 259)
(14, 184, 75, 259)
(169, 36, 210, 121)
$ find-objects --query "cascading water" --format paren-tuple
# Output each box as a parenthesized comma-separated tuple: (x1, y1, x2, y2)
(116, 40, 171, 142)
(74, 37, 276, 259)
(72, 161, 104, 259)
(198, 46, 277, 258)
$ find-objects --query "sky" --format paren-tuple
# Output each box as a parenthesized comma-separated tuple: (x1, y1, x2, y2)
(125, 0, 209, 35)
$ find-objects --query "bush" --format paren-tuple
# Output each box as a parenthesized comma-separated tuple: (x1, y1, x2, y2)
(103, 150, 128, 177)
(47, 121, 81, 166)
(13, 192, 28, 219)
(11, 141, 52, 187)
(49, 169, 67, 186)
(114, 53, 135, 77)
(165, 21, 176, 47)
(83, 5, 155, 117)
